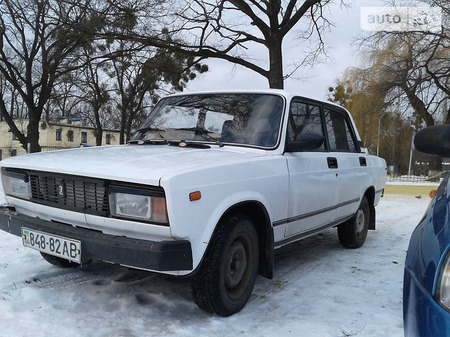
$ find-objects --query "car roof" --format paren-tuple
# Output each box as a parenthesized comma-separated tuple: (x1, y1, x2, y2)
(164, 89, 343, 108)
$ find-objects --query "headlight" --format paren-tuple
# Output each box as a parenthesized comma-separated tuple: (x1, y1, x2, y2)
(1, 170, 30, 200)
(109, 187, 168, 225)
(436, 251, 450, 310)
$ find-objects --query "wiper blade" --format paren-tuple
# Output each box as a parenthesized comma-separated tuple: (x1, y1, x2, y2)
(137, 126, 165, 132)
(136, 127, 166, 140)
(128, 139, 167, 145)
(168, 140, 211, 149)
(173, 127, 223, 147)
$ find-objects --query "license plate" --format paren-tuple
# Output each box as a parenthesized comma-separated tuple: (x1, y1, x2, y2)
(22, 228, 81, 264)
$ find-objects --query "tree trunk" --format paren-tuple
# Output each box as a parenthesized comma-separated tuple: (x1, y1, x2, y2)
(93, 106, 103, 146)
(126, 111, 134, 143)
(444, 109, 450, 125)
(402, 87, 435, 126)
(26, 114, 42, 153)
(0, 97, 27, 148)
(119, 110, 126, 144)
(267, 38, 284, 89)
(95, 127, 103, 146)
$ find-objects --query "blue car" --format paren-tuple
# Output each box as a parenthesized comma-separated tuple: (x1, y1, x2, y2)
(404, 125, 450, 336)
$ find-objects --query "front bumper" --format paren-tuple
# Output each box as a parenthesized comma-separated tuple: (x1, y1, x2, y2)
(0, 205, 193, 272)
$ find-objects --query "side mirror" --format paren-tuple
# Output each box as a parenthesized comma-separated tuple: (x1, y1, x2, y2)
(287, 132, 324, 152)
(414, 125, 450, 157)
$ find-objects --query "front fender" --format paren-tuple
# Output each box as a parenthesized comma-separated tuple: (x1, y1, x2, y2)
(161, 157, 289, 271)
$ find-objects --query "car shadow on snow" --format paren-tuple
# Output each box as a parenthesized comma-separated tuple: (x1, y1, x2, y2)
(107, 228, 341, 313)
(15, 227, 347, 320)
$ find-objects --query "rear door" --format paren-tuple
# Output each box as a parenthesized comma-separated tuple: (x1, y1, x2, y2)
(323, 105, 365, 220)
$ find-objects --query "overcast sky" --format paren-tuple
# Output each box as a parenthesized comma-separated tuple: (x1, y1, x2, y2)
(185, 0, 396, 100)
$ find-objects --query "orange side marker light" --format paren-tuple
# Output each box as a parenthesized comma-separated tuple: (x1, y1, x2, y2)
(430, 189, 437, 198)
(189, 191, 202, 202)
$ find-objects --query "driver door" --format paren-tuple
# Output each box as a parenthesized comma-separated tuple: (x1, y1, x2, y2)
(283, 98, 339, 239)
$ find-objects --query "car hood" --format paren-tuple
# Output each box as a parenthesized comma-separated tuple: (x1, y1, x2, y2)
(0, 144, 265, 186)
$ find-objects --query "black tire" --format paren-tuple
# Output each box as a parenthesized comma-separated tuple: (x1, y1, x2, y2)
(191, 214, 259, 316)
(338, 196, 370, 249)
(40, 252, 79, 268)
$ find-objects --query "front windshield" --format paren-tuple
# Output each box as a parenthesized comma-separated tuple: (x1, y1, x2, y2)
(132, 93, 284, 148)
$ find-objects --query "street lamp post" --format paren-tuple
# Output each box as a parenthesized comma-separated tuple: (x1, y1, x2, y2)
(408, 128, 415, 177)
(377, 111, 387, 157)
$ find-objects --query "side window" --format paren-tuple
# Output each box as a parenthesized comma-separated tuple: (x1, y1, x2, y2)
(324, 107, 358, 152)
(287, 100, 325, 151)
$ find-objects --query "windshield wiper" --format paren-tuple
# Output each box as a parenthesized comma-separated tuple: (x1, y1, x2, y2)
(167, 140, 211, 149)
(128, 139, 168, 145)
(136, 127, 166, 140)
(174, 127, 223, 147)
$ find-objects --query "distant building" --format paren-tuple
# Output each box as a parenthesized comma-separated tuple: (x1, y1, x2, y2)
(0, 118, 120, 160)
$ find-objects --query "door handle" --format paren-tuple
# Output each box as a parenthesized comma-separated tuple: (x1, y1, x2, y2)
(327, 157, 338, 169)
(359, 157, 367, 167)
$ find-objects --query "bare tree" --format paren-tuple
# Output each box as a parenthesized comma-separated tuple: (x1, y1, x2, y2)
(0, 75, 27, 145)
(423, 34, 450, 122)
(72, 46, 112, 146)
(353, 0, 450, 127)
(108, 0, 344, 89)
(355, 31, 448, 127)
(47, 73, 83, 120)
(0, 0, 107, 152)
(106, 41, 149, 144)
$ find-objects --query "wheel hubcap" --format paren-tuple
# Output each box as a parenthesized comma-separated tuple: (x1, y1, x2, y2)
(226, 241, 247, 289)
(355, 208, 365, 233)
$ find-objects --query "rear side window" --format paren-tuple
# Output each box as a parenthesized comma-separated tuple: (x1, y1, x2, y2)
(324, 107, 359, 152)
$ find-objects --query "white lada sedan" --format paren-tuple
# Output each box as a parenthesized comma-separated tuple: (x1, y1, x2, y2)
(0, 90, 386, 316)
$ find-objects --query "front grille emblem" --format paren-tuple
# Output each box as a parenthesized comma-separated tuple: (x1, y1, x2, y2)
(57, 179, 66, 198)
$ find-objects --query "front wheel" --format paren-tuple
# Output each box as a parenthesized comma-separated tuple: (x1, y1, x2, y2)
(191, 214, 259, 316)
(338, 196, 370, 249)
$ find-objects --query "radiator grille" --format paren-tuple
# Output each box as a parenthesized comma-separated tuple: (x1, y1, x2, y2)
(29, 173, 109, 216)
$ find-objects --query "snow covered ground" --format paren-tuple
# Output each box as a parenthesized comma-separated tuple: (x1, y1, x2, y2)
(0, 194, 430, 337)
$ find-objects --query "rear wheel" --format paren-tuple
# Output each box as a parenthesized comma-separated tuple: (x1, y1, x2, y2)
(191, 214, 259, 316)
(40, 252, 79, 268)
(338, 196, 370, 248)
